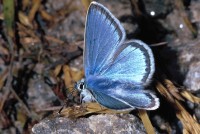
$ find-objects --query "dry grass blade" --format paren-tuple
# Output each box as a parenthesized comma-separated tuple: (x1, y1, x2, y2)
(44, 36, 64, 44)
(39, 6, 54, 21)
(17, 23, 40, 47)
(156, 80, 200, 134)
(138, 110, 155, 134)
(63, 65, 73, 92)
(181, 91, 200, 104)
(156, 82, 175, 103)
(18, 11, 33, 28)
(164, 79, 184, 101)
(84, 103, 129, 114)
(59, 102, 129, 118)
(175, 100, 200, 134)
(28, 0, 41, 22)
(54, 65, 62, 77)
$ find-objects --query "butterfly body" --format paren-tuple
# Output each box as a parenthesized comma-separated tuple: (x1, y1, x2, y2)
(75, 2, 160, 110)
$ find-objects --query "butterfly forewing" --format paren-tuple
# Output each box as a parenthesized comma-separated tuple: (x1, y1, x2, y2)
(84, 2, 125, 77)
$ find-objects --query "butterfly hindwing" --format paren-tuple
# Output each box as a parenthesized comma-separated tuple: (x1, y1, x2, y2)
(101, 40, 155, 85)
(87, 77, 159, 110)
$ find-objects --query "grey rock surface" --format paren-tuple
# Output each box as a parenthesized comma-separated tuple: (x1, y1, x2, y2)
(32, 114, 147, 134)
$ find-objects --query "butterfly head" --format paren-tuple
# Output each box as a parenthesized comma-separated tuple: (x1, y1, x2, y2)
(75, 79, 85, 92)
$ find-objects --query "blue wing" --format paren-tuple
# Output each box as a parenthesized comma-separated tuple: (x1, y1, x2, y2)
(101, 40, 155, 85)
(83, 2, 159, 110)
(87, 77, 159, 110)
(84, 2, 126, 77)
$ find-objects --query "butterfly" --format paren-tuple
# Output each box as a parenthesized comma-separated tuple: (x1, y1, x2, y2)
(75, 2, 159, 110)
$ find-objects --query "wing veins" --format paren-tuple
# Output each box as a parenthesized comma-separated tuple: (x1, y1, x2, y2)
(91, 8, 99, 73)
(100, 47, 138, 75)
(91, 89, 134, 109)
(93, 20, 120, 74)
(93, 10, 110, 73)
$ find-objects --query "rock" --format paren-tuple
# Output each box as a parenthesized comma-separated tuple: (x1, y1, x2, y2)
(184, 62, 200, 91)
(32, 114, 146, 134)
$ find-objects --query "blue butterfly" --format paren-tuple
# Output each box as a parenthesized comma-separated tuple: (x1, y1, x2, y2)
(75, 2, 159, 110)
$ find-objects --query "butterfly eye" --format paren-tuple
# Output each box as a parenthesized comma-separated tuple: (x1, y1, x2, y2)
(79, 82, 85, 90)
(75, 79, 85, 91)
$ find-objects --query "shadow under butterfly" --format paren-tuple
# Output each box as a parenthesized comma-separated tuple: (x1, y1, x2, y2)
(75, 2, 160, 111)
